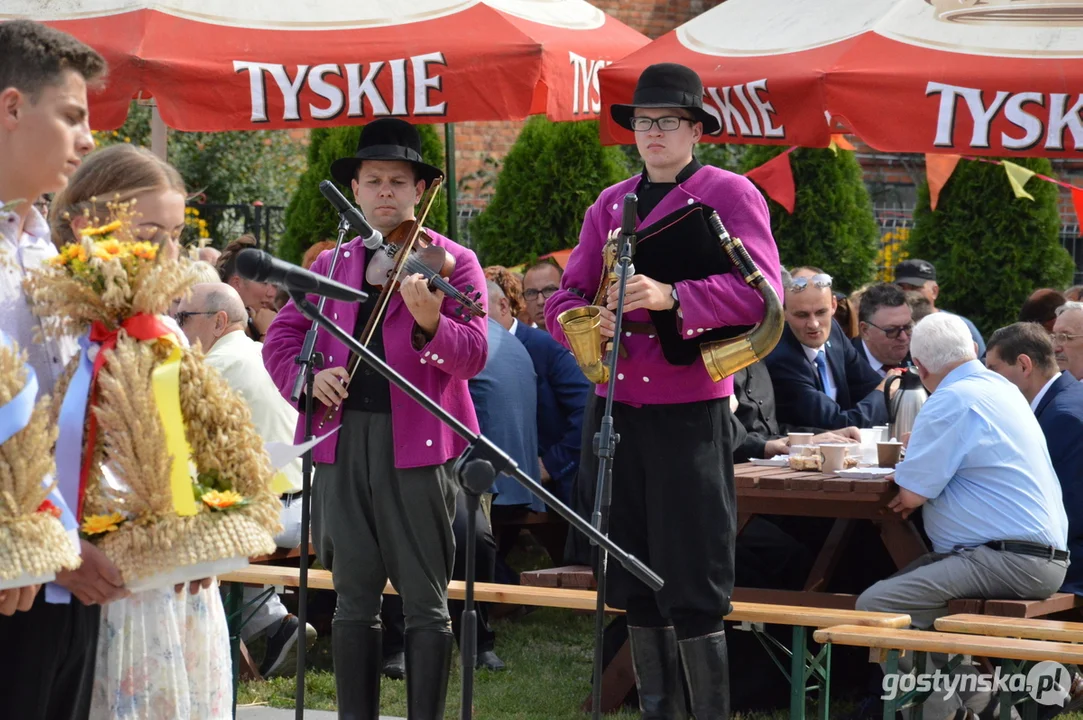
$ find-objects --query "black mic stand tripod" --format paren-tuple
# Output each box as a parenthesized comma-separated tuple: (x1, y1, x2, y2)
(589, 192, 638, 720)
(285, 283, 664, 720)
(287, 216, 350, 720)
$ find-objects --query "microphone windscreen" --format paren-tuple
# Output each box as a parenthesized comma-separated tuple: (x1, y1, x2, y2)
(235, 248, 271, 282)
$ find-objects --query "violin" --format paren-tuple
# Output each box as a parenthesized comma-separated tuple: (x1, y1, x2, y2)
(365, 219, 486, 322)
(316, 178, 483, 431)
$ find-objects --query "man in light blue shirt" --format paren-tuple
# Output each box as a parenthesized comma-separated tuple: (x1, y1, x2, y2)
(857, 312, 1069, 718)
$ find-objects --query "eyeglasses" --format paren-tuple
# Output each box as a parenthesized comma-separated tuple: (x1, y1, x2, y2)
(866, 320, 915, 340)
(174, 310, 216, 326)
(629, 116, 692, 133)
(524, 285, 560, 302)
(788, 274, 833, 292)
(1052, 332, 1083, 345)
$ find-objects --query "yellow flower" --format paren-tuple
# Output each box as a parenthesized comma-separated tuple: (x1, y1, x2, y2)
(82, 512, 125, 535)
(92, 238, 124, 260)
(80, 220, 123, 238)
(201, 490, 244, 510)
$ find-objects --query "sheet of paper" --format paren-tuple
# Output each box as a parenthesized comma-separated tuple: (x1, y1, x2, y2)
(264, 427, 340, 471)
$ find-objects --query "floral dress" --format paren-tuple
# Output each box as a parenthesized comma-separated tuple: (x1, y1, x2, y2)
(89, 583, 232, 719)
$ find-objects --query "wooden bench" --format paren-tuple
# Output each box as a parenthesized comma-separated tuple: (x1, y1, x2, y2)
(935, 613, 1083, 644)
(946, 593, 1083, 619)
(221, 565, 909, 720)
(813, 624, 1083, 719)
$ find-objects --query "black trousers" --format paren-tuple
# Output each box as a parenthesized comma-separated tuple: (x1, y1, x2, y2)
(0, 591, 100, 720)
(383, 487, 497, 654)
(583, 398, 736, 620)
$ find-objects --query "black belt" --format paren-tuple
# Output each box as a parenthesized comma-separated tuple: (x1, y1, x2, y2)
(282, 491, 303, 502)
(984, 540, 1069, 562)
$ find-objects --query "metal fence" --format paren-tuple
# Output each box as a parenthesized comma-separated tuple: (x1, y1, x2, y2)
(870, 200, 1083, 286)
(186, 203, 287, 252)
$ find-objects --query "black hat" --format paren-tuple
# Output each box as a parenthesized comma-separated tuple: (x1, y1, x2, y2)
(894, 259, 937, 286)
(610, 63, 720, 136)
(330, 118, 444, 189)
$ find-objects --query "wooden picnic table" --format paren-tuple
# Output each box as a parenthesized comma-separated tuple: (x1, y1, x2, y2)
(523, 462, 928, 609)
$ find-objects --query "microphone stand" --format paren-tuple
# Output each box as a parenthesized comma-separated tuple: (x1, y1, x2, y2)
(289, 217, 349, 719)
(285, 287, 663, 720)
(590, 194, 637, 720)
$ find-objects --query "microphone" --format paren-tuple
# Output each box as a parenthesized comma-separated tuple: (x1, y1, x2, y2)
(319, 180, 384, 250)
(235, 248, 368, 304)
(618, 192, 637, 276)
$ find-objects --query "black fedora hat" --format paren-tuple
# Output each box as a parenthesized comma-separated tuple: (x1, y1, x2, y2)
(330, 118, 445, 189)
(610, 63, 720, 136)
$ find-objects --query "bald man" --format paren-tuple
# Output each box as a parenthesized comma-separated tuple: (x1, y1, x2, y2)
(173, 283, 317, 677)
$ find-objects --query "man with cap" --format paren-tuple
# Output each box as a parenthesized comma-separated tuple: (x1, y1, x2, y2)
(895, 258, 985, 357)
(546, 62, 782, 719)
(263, 118, 488, 720)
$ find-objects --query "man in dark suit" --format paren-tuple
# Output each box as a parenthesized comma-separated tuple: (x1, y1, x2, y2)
(853, 282, 913, 378)
(986, 322, 1083, 595)
(765, 268, 895, 430)
(487, 279, 592, 505)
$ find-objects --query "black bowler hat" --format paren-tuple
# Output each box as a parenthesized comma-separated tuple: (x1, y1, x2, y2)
(330, 118, 445, 189)
(610, 63, 721, 136)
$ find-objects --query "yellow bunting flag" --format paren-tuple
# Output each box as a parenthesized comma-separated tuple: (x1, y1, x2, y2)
(1002, 160, 1036, 201)
(152, 342, 199, 516)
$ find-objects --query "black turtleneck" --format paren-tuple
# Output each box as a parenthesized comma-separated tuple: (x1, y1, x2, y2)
(635, 157, 703, 221)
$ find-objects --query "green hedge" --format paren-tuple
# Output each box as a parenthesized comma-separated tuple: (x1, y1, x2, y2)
(907, 157, 1074, 338)
(470, 117, 628, 267)
(739, 146, 879, 294)
(279, 125, 447, 264)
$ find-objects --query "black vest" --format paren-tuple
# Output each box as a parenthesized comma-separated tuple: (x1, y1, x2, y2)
(632, 203, 754, 366)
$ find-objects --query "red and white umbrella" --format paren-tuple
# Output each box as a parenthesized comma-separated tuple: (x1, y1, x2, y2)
(599, 0, 1083, 158)
(7, 0, 648, 130)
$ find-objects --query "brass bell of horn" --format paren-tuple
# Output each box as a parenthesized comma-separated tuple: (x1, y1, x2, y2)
(557, 305, 609, 384)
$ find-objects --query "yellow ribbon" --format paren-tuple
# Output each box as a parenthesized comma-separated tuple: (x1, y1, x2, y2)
(151, 341, 199, 516)
(271, 472, 292, 495)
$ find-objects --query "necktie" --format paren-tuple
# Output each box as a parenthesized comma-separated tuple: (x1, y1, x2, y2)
(814, 350, 830, 393)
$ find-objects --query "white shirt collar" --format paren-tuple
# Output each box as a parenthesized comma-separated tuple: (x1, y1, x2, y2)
(802, 342, 826, 364)
(509, 317, 520, 336)
(1031, 372, 1062, 412)
(0, 203, 49, 248)
(862, 339, 887, 377)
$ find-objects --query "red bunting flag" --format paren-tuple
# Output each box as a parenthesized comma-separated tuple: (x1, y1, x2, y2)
(924, 154, 961, 211)
(1073, 187, 1083, 237)
(745, 150, 796, 213)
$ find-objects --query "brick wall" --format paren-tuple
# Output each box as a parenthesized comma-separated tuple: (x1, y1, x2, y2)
(452, 0, 725, 205)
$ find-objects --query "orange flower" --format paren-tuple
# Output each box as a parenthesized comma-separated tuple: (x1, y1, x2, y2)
(201, 490, 244, 510)
(36, 499, 62, 520)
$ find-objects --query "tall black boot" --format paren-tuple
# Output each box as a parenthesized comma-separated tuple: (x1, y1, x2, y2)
(404, 628, 454, 720)
(678, 630, 730, 720)
(332, 624, 382, 720)
(628, 626, 688, 720)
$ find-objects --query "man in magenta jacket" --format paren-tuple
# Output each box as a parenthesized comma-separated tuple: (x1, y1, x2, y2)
(263, 119, 487, 720)
(546, 63, 782, 719)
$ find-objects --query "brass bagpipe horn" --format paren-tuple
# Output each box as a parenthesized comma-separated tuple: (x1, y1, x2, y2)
(555, 230, 620, 384)
(699, 210, 785, 381)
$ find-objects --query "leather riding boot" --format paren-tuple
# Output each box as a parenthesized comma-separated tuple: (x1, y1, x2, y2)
(678, 630, 731, 720)
(628, 625, 688, 720)
(331, 624, 382, 720)
(404, 628, 454, 720)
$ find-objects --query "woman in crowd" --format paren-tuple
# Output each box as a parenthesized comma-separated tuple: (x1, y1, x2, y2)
(50, 142, 232, 720)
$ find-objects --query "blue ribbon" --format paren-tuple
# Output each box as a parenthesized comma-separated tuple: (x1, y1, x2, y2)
(0, 332, 80, 603)
(55, 333, 94, 523)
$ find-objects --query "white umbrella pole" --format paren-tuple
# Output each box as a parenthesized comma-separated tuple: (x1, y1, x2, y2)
(151, 105, 167, 161)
